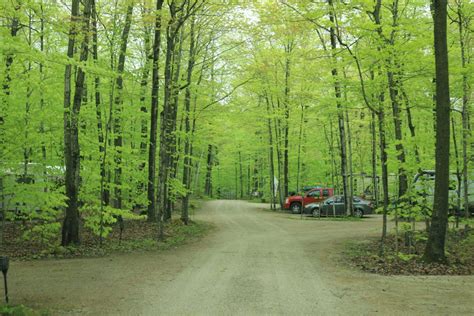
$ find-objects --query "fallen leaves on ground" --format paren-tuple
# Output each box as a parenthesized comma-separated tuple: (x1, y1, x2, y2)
(346, 230, 473, 275)
(0, 218, 212, 261)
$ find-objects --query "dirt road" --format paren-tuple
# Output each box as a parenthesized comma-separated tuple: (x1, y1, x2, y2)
(11, 200, 474, 315)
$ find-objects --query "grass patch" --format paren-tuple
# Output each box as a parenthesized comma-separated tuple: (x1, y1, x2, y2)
(344, 227, 473, 275)
(0, 304, 48, 316)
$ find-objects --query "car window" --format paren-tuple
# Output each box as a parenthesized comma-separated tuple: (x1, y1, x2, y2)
(334, 196, 343, 203)
(353, 197, 360, 202)
(308, 190, 321, 197)
(322, 189, 330, 197)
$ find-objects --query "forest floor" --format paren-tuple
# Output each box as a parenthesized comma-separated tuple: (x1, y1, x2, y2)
(8, 200, 474, 315)
(0, 217, 211, 260)
(348, 228, 474, 275)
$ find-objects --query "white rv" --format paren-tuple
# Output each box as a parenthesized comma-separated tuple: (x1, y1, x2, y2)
(413, 170, 474, 216)
(0, 163, 64, 215)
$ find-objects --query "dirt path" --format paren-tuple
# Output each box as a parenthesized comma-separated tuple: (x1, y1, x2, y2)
(11, 200, 474, 315)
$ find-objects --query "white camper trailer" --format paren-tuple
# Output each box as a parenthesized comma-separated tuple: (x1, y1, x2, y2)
(0, 163, 64, 216)
(413, 170, 474, 216)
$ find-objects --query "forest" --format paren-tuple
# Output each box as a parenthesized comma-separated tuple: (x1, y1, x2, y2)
(0, 0, 473, 269)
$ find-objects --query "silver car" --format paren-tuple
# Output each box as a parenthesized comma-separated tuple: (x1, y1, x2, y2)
(305, 195, 374, 218)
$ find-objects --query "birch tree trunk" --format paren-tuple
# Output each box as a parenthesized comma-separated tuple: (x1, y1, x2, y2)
(147, 0, 164, 222)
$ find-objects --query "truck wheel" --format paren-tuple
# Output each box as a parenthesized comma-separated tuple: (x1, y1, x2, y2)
(290, 203, 302, 214)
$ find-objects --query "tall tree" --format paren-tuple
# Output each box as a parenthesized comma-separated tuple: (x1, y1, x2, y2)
(112, 1, 135, 210)
(147, 0, 165, 222)
(282, 40, 293, 199)
(328, 0, 350, 215)
(62, 0, 92, 245)
(423, 0, 451, 263)
(181, 14, 196, 224)
(453, 0, 472, 219)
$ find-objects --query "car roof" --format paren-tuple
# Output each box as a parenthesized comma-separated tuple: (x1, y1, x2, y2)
(325, 195, 365, 200)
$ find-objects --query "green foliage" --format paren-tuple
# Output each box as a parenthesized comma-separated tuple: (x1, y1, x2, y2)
(83, 204, 143, 239)
(0, 0, 473, 249)
(22, 223, 61, 248)
(0, 305, 48, 316)
(397, 253, 418, 262)
(168, 178, 188, 201)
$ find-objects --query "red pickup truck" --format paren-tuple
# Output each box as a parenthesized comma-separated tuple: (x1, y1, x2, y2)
(284, 187, 334, 213)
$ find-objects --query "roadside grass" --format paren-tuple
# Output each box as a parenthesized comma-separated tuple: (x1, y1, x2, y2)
(0, 304, 48, 316)
(0, 218, 213, 261)
(344, 226, 474, 275)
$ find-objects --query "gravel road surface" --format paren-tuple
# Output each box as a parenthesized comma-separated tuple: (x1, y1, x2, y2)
(11, 200, 474, 315)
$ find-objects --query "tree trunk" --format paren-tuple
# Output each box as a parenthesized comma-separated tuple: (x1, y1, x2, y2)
(400, 88, 421, 164)
(239, 151, 244, 199)
(378, 103, 390, 255)
(140, 6, 153, 156)
(283, 42, 292, 199)
(147, 0, 164, 223)
(247, 163, 251, 197)
(452, 117, 462, 226)
(158, 2, 179, 224)
(387, 67, 408, 198)
(182, 16, 196, 225)
(0, 2, 20, 200)
(113, 2, 134, 210)
(204, 145, 213, 196)
(456, 1, 471, 219)
(371, 111, 379, 207)
(91, 0, 108, 243)
(328, 0, 350, 215)
(62, 0, 92, 246)
(271, 97, 284, 207)
(166, 27, 184, 219)
(424, 0, 450, 263)
(296, 104, 304, 193)
(265, 94, 277, 209)
(39, 3, 47, 162)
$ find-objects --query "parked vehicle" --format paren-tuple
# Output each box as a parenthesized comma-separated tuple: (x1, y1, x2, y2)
(412, 170, 474, 216)
(305, 195, 374, 218)
(0, 163, 64, 214)
(284, 187, 334, 213)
